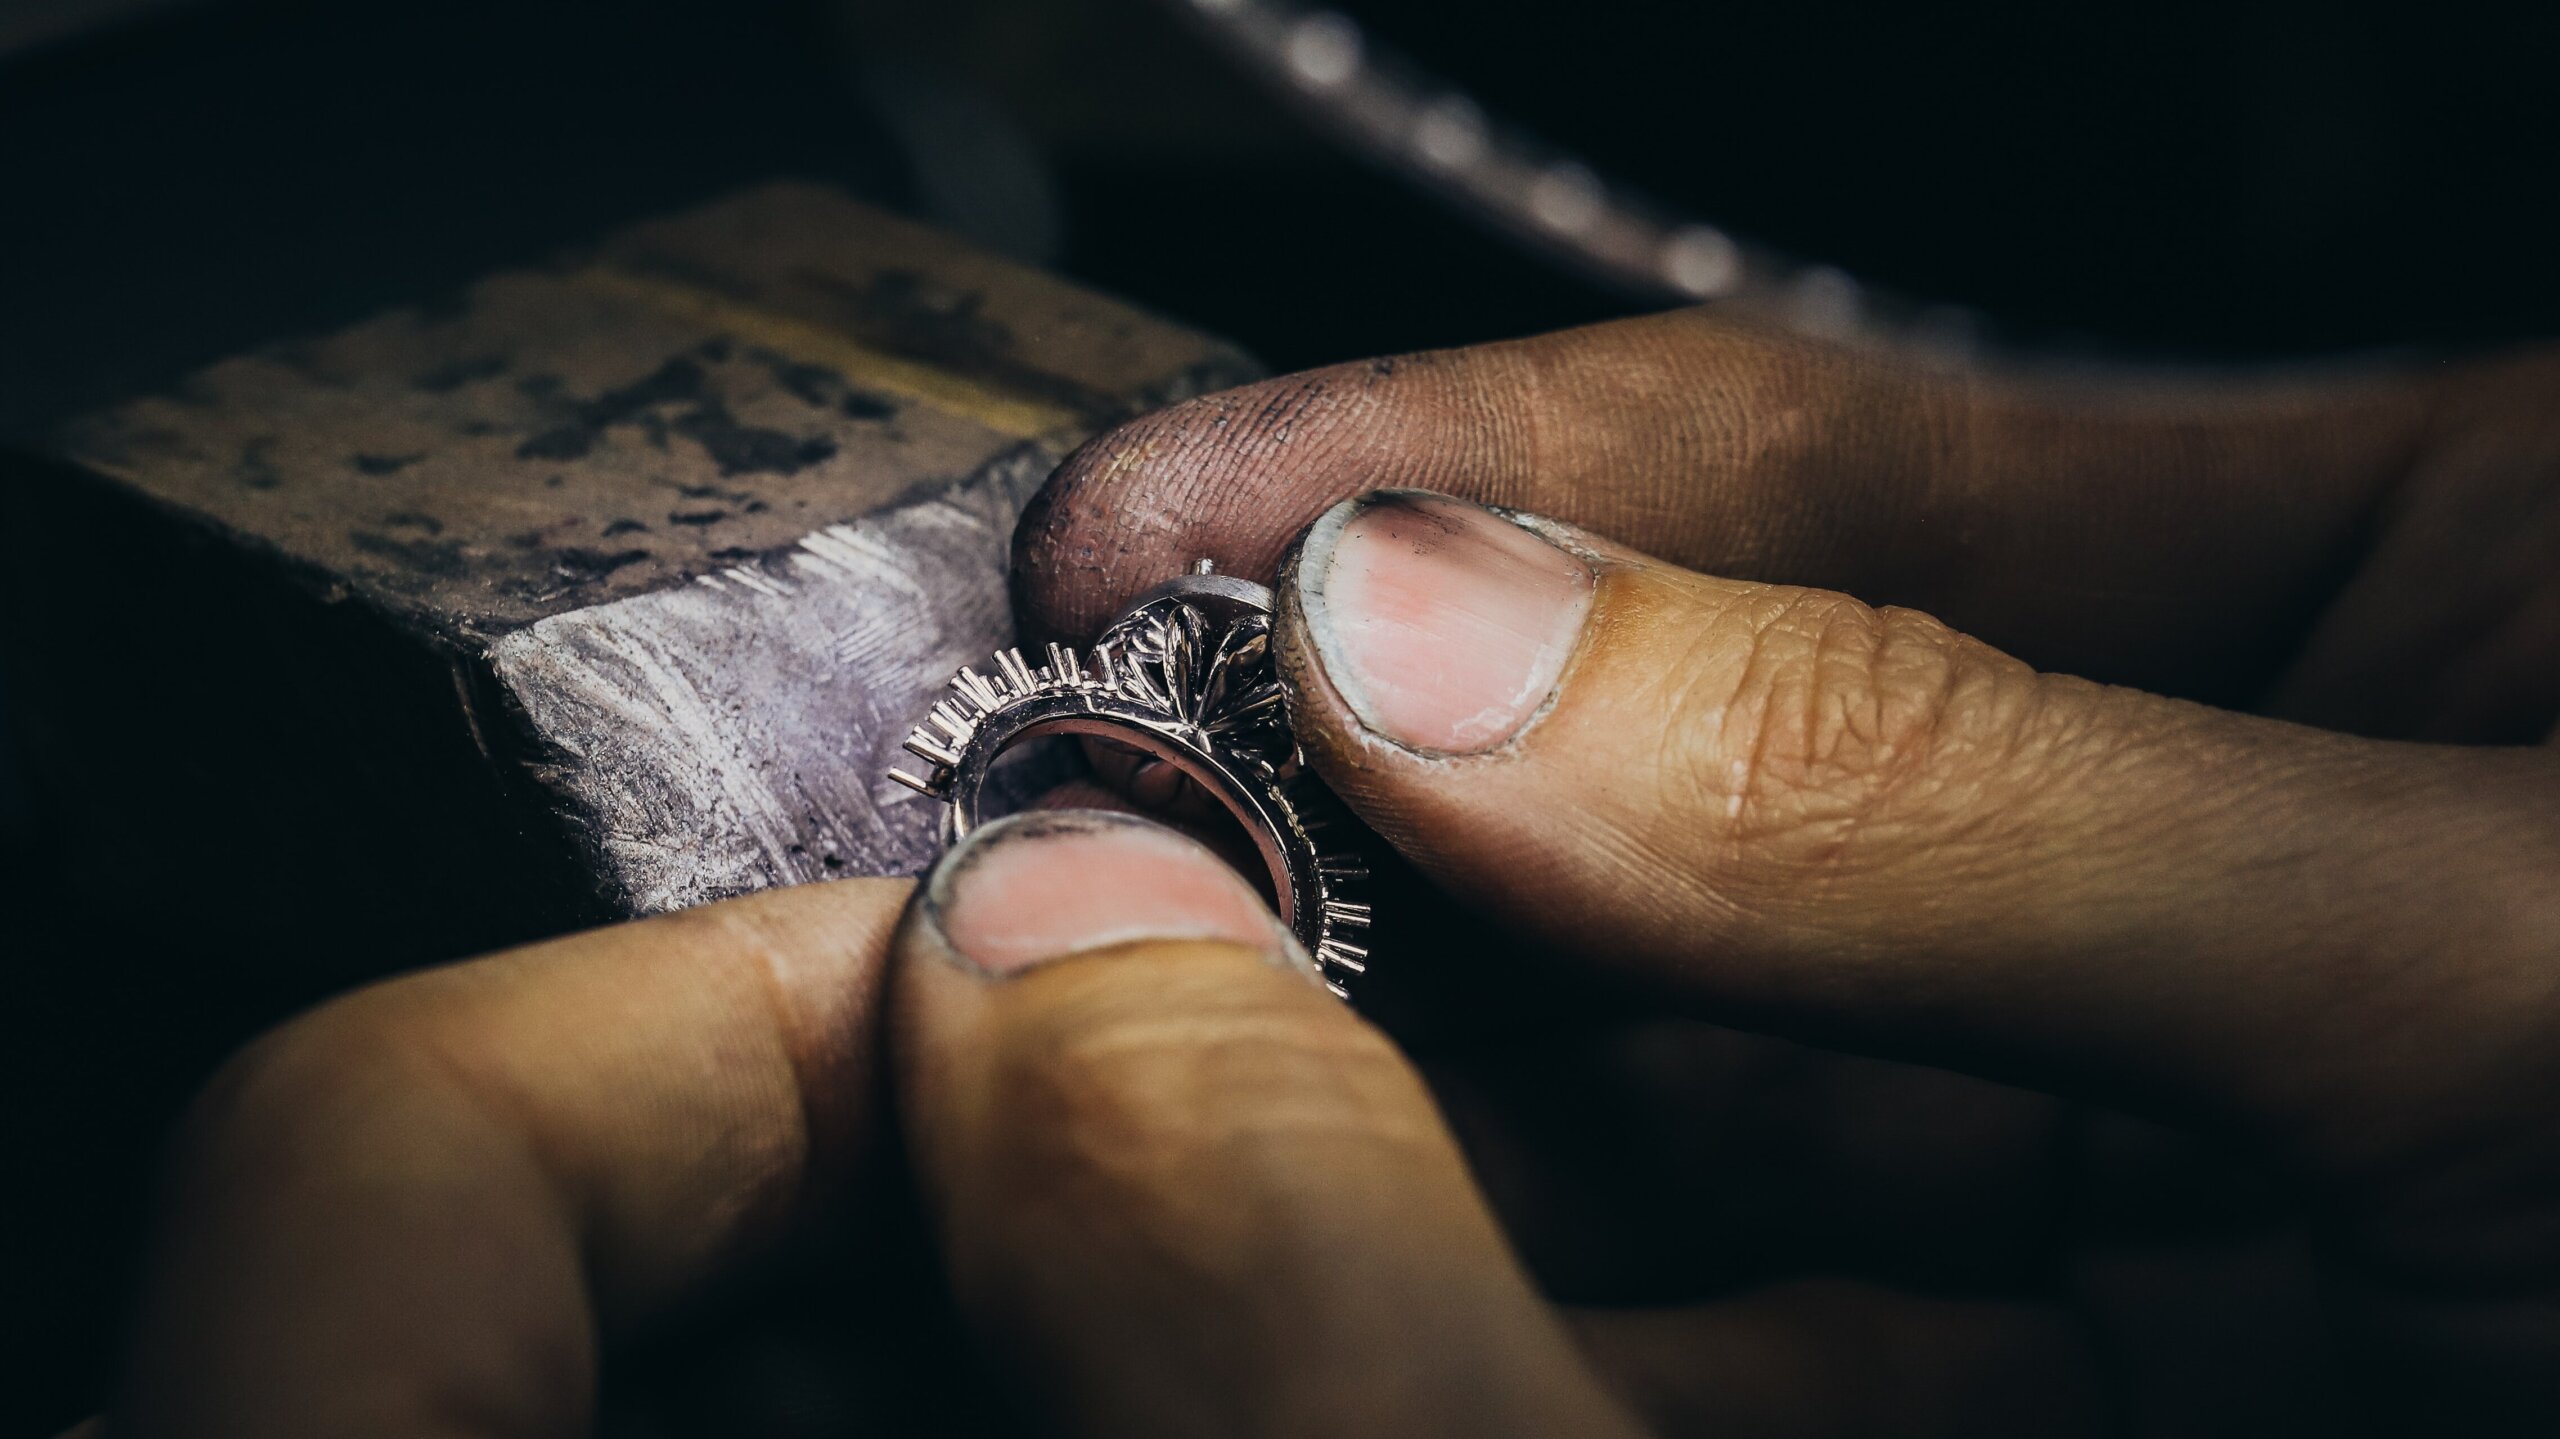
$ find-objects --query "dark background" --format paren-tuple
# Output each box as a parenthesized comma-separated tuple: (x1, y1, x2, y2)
(3, 0, 2555, 1431)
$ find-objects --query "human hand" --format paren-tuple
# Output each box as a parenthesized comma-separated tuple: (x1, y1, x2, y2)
(104, 310, 2560, 1438)
(96, 808, 1657, 1438)
(1006, 310, 2560, 1433)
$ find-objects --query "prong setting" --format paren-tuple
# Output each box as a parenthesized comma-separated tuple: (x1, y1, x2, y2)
(887, 560, 1374, 994)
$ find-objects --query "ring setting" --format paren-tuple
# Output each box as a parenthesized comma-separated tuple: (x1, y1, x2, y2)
(890, 561, 1372, 995)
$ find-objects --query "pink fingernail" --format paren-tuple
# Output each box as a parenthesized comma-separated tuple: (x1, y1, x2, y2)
(1292, 490, 1595, 754)
(926, 811, 1302, 978)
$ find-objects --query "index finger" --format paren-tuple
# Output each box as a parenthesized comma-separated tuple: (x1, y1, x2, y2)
(115, 878, 907, 1438)
(1013, 309, 2452, 702)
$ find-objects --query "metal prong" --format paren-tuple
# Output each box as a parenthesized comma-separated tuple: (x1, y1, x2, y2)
(957, 666, 1004, 712)
(996, 647, 1039, 694)
(896, 561, 1371, 1000)
(1204, 686, 1284, 732)
(905, 730, 961, 768)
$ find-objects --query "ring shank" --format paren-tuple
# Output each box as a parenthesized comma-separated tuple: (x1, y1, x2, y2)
(941, 693, 1321, 943)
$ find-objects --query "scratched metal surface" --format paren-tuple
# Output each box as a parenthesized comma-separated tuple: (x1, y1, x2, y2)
(489, 448, 1071, 908)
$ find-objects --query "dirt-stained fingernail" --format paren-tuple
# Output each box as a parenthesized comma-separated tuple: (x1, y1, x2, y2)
(1290, 489, 1595, 755)
(916, 810, 1314, 981)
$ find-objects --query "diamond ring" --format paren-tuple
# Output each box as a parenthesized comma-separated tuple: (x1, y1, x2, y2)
(890, 561, 1372, 995)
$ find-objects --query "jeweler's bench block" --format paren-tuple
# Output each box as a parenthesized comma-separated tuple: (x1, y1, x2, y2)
(3, 183, 1255, 969)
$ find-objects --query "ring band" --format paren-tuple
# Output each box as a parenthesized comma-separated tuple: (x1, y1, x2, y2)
(890, 562, 1373, 995)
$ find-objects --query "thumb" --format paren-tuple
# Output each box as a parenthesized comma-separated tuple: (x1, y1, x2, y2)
(887, 810, 1642, 1439)
(1271, 490, 2560, 1209)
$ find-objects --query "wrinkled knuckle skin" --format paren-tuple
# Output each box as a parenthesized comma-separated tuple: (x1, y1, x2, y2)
(1669, 590, 1985, 873)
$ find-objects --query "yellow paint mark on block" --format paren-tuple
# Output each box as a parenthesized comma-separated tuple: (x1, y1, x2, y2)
(570, 266, 1085, 442)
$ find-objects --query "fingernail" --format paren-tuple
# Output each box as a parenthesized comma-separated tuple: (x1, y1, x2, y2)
(921, 810, 1311, 979)
(1290, 489, 1595, 754)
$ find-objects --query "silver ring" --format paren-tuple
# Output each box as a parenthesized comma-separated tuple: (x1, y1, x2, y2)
(889, 561, 1372, 996)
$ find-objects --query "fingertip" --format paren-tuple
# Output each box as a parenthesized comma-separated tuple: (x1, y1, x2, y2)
(1010, 396, 1270, 644)
(893, 811, 1321, 1010)
(1010, 356, 1496, 644)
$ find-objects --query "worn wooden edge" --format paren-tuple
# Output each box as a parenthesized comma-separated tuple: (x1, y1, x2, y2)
(46, 183, 1260, 649)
